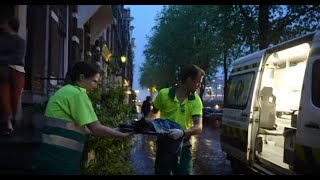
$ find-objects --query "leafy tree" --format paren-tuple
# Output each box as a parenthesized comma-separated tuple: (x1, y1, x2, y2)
(140, 5, 320, 101)
(237, 5, 320, 50)
(141, 5, 224, 99)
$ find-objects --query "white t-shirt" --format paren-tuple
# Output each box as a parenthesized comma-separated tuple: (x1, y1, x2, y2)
(9, 65, 25, 73)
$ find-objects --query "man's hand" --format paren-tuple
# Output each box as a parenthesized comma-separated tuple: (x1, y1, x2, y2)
(114, 128, 135, 138)
(168, 129, 184, 140)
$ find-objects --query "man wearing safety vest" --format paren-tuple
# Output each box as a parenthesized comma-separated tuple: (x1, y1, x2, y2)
(32, 61, 133, 175)
(152, 64, 205, 175)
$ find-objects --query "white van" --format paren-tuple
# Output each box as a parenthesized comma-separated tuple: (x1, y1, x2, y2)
(221, 30, 320, 175)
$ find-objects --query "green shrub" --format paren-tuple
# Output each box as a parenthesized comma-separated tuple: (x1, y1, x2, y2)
(81, 86, 135, 175)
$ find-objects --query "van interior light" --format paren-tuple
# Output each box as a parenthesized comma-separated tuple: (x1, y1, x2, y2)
(270, 43, 310, 64)
(278, 43, 310, 58)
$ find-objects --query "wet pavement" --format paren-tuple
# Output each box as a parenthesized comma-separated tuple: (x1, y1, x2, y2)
(130, 134, 156, 175)
(130, 120, 233, 175)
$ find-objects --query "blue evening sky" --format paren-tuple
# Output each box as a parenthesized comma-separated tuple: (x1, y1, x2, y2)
(124, 5, 164, 102)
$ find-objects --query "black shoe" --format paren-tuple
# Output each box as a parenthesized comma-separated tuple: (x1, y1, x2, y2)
(1, 128, 14, 137)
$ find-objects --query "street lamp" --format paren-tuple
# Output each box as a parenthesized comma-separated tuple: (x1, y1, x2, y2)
(121, 55, 127, 63)
(126, 17, 134, 22)
(108, 55, 127, 64)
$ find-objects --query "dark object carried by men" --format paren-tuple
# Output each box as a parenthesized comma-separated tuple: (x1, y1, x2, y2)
(118, 117, 181, 136)
(118, 117, 157, 135)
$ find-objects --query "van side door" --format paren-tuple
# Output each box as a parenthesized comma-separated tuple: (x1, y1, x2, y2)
(222, 69, 257, 162)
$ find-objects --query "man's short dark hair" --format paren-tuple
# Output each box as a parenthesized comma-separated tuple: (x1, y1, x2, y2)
(68, 61, 102, 83)
(178, 64, 205, 83)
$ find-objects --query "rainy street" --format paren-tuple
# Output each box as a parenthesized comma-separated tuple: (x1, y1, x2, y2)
(130, 120, 233, 175)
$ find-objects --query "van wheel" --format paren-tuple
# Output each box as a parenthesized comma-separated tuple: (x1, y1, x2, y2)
(228, 156, 249, 174)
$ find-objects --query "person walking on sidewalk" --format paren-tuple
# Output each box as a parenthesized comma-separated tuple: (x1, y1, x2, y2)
(32, 61, 134, 175)
(152, 64, 205, 175)
(141, 96, 152, 118)
(0, 16, 26, 136)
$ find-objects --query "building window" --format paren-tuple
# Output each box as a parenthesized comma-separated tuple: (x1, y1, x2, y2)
(48, 6, 67, 87)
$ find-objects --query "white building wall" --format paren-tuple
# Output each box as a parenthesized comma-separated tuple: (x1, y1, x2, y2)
(16, 5, 27, 40)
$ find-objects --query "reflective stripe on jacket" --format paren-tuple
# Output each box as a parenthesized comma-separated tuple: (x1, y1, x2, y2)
(41, 117, 86, 152)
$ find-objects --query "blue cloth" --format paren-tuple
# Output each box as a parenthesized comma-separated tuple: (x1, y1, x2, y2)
(151, 118, 182, 134)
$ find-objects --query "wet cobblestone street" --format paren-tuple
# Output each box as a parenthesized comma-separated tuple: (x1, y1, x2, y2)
(192, 124, 233, 175)
(130, 122, 233, 175)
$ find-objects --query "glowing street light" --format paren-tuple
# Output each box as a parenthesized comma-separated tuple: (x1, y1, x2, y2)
(121, 56, 127, 63)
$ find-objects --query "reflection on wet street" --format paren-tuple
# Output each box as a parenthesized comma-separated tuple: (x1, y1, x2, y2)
(192, 124, 233, 175)
(130, 135, 157, 175)
(130, 123, 233, 175)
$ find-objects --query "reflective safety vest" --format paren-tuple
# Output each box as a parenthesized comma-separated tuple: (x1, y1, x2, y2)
(42, 117, 86, 152)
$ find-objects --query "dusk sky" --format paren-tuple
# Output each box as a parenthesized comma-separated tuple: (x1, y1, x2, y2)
(124, 5, 164, 102)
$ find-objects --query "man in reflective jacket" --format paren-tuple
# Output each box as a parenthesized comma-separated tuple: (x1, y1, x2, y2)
(152, 64, 205, 175)
(32, 61, 133, 175)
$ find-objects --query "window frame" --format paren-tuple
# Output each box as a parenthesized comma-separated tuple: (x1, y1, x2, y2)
(312, 59, 320, 108)
(224, 71, 256, 110)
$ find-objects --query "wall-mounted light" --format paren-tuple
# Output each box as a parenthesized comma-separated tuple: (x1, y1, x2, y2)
(121, 56, 127, 63)
(126, 17, 134, 21)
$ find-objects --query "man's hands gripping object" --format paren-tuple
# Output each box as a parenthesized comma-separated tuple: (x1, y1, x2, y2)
(168, 129, 185, 140)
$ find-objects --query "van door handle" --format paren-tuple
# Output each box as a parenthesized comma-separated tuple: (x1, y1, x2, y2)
(241, 112, 248, 117)
(305, 122, 319, 129)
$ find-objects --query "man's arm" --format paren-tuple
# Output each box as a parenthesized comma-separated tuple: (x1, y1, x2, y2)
(150, 106, 160, 119)
(168, 116, 202, 140)
(184, 94, 203, 137)
(86, 121, 133, 138)
(152, 106, 159, 114)
(184, 115, 202, 137)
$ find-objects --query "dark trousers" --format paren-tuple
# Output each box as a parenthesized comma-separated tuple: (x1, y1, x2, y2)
(155, 136, 193, 175)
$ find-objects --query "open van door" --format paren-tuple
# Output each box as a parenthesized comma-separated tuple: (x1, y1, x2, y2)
(253, 39, 312, 174)
(221, 51, 263, 172)
(252, 32, 320, 174)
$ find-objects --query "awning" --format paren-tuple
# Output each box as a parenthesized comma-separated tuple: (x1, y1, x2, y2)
(77, 5, 113, 44)
(77, 5, 101, 28)
(89, 5, 113, 44)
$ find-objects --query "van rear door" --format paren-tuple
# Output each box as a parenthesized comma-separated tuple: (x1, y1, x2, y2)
(295, 52, 320, 174)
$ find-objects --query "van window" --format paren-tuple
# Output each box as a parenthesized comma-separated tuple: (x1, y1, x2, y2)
(312, 59, 320, 108)
(225, 72, 255, 109)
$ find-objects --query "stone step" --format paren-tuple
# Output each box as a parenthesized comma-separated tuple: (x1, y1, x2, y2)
(0, 129, 41, 144)
(0, 129, 41, 175)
